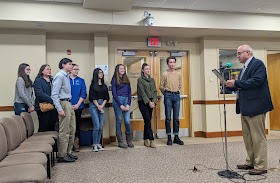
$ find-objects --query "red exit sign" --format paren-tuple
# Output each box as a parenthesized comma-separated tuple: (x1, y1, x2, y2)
(147, 37, 161, 47)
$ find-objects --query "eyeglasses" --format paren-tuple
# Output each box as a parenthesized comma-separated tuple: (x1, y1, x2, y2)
(236, 51, 248, 56)
(73, 69, 79, 71)
(25, 69, 31, 71)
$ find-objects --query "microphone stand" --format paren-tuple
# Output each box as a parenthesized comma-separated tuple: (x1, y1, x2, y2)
(217, 67, 239, 178)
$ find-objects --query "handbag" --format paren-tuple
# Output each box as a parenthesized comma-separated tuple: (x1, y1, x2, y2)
(39, 81, 54, 112)
(39, 102, 54, 112)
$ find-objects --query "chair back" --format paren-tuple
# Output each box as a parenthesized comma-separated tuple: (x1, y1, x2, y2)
(11, 115, 28, 143)
(0, 123, 8, 161)
(20, 112, 34, 137)
(0, 117, 21, 152)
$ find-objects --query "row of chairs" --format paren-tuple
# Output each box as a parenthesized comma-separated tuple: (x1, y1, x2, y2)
(0, 112, 58, 183)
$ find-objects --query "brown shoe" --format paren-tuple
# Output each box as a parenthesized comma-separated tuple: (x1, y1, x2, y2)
(249, 169, 267, 175)
(73, 137, 80, 152)
(150, 140, 156, 148)
(144, 139, 150, 147)
(237, 164, 254, 170)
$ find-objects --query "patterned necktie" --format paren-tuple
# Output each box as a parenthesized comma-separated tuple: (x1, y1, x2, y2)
(237, 66, 246, 99)
(239, 66, 246, 80)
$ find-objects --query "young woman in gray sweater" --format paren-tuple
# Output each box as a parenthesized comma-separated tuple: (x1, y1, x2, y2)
(137, 63, 157, 148)
(14, 63, 35, 115)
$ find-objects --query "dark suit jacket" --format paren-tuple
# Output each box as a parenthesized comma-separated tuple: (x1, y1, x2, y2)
(235, 57, 273, 116)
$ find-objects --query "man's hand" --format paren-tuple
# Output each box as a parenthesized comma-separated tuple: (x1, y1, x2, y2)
(226, 80, 235, 88)
(58, 110, 66, 117)
(72, 104, 79, 110)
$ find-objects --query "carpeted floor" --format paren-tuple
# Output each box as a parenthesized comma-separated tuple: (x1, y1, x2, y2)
(49, 139, 280, 183)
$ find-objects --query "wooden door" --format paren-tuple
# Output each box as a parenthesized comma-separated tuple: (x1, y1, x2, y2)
(116, 50, 190, 138)
(267, 53, 280, 130)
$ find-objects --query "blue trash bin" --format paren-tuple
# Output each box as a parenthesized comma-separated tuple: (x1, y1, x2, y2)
(80, 130, 93, 146)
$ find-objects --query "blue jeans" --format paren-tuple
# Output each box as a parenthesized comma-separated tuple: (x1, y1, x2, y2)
(112, 96, 131, 133)
(14, 102, 28, 116)
(164, 92, 180, 135)
(89, 100, 105, 145)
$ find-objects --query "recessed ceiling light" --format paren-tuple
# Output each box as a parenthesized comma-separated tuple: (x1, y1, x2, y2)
(256, 7, 261, 10)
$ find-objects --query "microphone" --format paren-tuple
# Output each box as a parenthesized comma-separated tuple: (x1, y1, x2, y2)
(220, 63, 232, 69)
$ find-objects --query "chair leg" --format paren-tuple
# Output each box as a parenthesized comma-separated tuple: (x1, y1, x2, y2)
(51, 144, 55, 167)
(54, 139, 58, 160)
(51, 151, 54, 167)
(47, 154, 51, 179)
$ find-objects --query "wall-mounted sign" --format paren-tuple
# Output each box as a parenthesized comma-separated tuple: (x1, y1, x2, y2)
(147, 37, 161, 48)
(95, 65, 108, 75)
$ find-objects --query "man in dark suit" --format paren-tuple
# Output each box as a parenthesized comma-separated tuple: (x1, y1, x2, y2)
(226, 44, 273, 175)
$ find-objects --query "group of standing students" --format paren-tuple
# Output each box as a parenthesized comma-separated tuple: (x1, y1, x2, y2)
(13, 56, 184, 162)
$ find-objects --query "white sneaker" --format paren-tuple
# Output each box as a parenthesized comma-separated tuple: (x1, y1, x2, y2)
(97, 144, 104, 151)
(92, 145, 98, 152)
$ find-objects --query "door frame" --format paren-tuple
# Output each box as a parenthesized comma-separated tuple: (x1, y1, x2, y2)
(266, 49, 280, 132)
(116, 49, 193, 137)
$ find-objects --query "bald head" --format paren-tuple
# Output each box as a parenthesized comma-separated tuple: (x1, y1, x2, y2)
(237, 45, 254, 63)
(238, 45, 253, 54)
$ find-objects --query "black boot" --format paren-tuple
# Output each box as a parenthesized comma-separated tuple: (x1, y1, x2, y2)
(125, 132, 134, 148)
(167, 135, 172, 146)
(173, 135, 184, 145)
(116, 132, 127, 149)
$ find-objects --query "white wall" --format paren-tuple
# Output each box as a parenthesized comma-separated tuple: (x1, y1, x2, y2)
(0, 30, 46, 130)
(46, 33, 94, 96)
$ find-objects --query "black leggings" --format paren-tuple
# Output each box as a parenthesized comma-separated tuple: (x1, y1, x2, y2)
(138, 100, 154, 140)
(75, 108, 83, 138)
(37, 109, 58, 132)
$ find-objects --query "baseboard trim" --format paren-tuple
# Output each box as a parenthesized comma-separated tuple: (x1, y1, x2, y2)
(194, 131, 203, 137)
(156, 128, 189, 138)
(102, 136, 116, 145)
(194, 130, 269, 138)
(103, 137, 111, 145)
(110, 136, 116, 143)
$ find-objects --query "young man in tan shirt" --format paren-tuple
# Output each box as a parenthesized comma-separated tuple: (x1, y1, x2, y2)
(159, 56, 184, 146)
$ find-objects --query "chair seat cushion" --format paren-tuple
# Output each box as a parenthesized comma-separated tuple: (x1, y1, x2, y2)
(0, 152, 47, 168)
(34, 131, 59, 139)
(9, 144, 52, 155)
(22, 136, 55, 145)
(0, 164, 47, 183)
